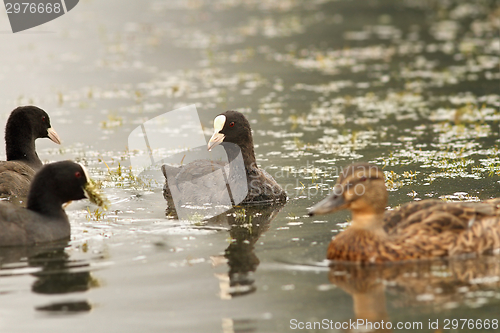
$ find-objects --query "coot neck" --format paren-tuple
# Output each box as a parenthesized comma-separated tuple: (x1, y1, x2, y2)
(27, 189, 67, 219)
(5, 122, 42, 169)
(222, 140, 257, 173)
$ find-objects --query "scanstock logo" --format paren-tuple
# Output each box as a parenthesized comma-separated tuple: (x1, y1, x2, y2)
(4, 0, 79, 33)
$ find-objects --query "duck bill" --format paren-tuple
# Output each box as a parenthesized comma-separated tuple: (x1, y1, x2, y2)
(207, 132, 225, 151)
(308, 187, 346, 216)
(47, 128, 61, 144)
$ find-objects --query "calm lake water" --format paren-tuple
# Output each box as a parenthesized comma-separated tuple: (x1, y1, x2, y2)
(0, 0, 499, 332)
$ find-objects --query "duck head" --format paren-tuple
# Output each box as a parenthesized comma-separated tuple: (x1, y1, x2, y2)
(309, 163, 388, 229)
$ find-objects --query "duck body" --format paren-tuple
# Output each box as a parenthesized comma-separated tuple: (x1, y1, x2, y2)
(0, 106, 61, 199)
(162, 111, 286, 209)
(0, 160, 105, 247)
(309, 163, 500, 263)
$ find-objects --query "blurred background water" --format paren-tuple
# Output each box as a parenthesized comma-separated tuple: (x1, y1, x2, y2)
(0, 0, 499, 332)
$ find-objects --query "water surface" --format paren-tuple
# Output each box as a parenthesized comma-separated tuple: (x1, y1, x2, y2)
(0, 0, 499, 332)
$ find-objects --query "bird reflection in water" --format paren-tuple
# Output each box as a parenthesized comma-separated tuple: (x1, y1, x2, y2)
(208, 203, 285, 299)
(0, 239, 100, 314)
(328, 256, 500, 333)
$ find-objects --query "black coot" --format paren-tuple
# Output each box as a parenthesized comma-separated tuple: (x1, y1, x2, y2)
(0, 161, 105, 246)
(162, 110, 286, 210)
(0, 106, 61, 198)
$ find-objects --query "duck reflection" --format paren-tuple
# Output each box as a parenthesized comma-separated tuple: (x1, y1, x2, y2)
(208, 203, 284, 298)
(0, 239, 99, 314)
(328, 256, 500, 333)
(329, 264, 391, 333)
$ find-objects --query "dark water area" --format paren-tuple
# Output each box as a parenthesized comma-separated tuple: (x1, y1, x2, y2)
(0, 0, 499, 332)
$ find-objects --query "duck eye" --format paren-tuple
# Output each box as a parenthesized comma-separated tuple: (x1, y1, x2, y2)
(360, 177, 367, 182)
(75, 171, 82, 178)
(229, 122, 235, 127)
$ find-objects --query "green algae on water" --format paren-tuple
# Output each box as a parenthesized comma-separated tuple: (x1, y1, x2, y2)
(84, 179, 109, 209)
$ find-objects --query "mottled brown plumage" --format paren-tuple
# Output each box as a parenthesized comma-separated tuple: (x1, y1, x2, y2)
(309, 163, 500, 263)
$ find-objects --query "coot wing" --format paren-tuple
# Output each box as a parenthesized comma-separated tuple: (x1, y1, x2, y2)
(0, 161, 36, 198)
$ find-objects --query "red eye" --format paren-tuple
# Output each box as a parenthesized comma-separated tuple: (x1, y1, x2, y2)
(42, 116, 46, 122)
(75, 171, 82, 178)
(229, 122, 235, 127)
(360, 177, 367, 182)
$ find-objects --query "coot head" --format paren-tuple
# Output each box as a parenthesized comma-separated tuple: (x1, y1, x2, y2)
(27, 161, 105, 214)
(207, 111, 253, 151)
(6, 106, 61, 146)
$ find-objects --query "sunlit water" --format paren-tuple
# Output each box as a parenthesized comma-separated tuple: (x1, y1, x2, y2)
(0, 0, 499, 332)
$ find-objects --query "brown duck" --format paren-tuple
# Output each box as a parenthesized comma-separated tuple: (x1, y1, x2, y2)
(308, 163, 500, 263)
